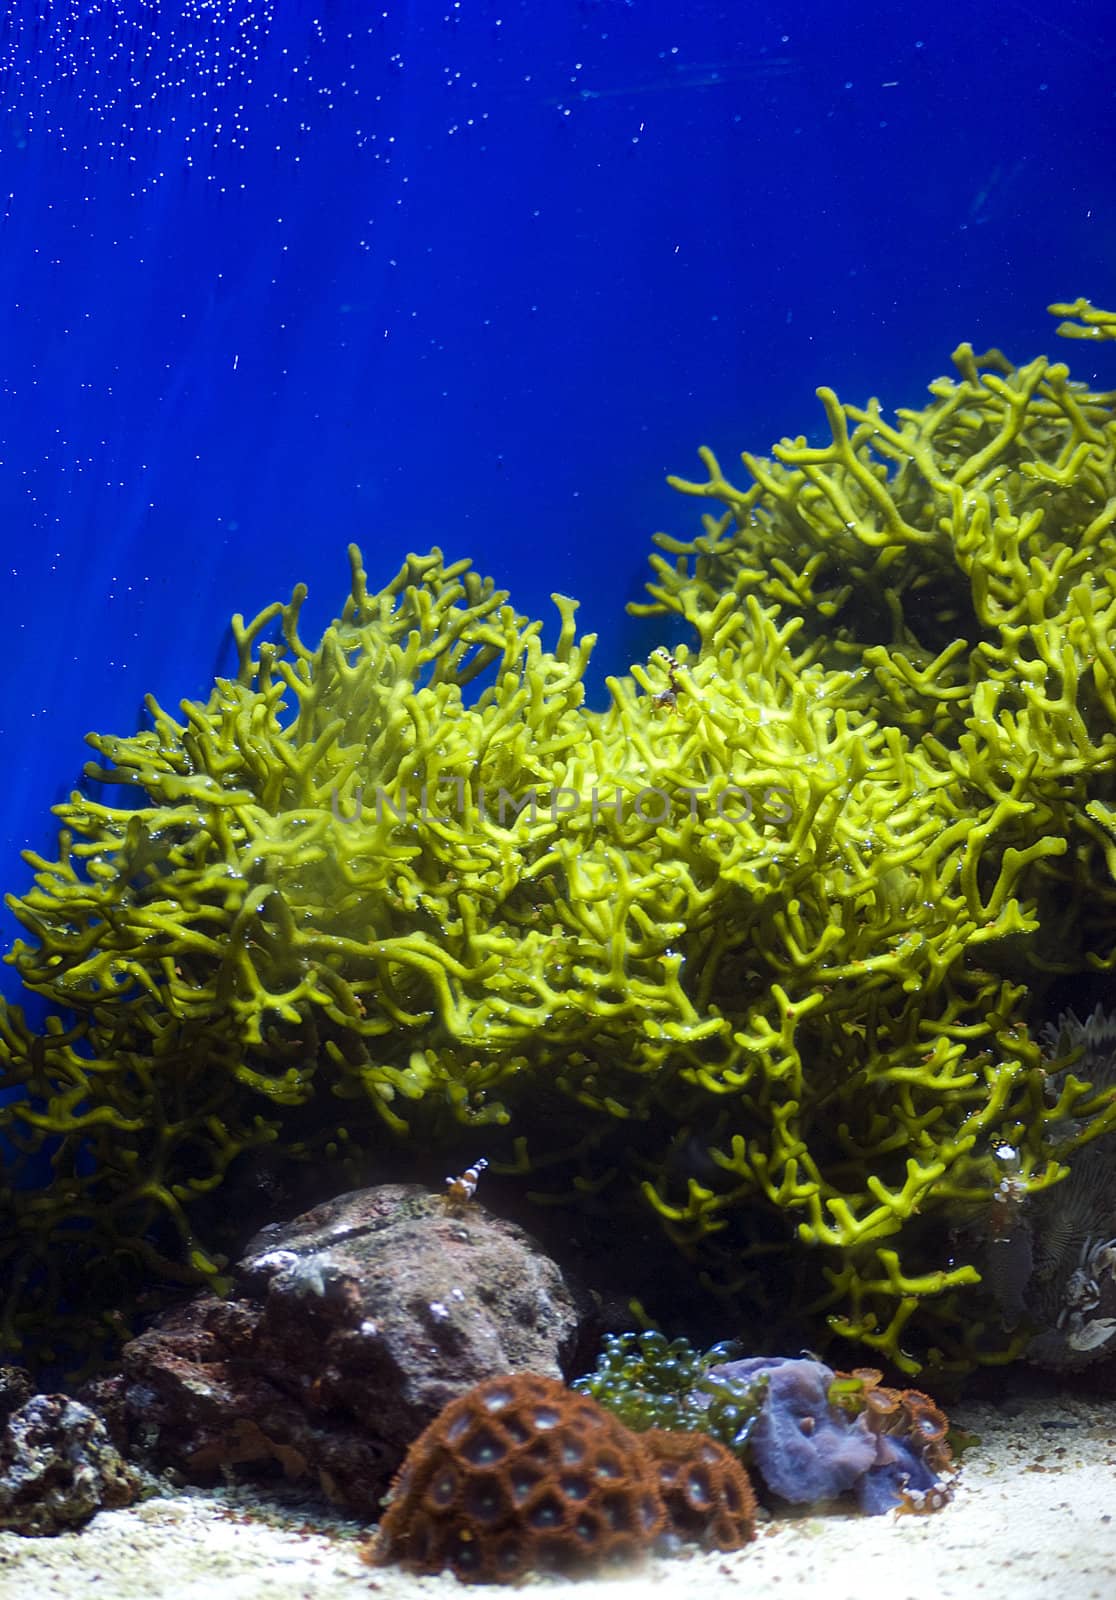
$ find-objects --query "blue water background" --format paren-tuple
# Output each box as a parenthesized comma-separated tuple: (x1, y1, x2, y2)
(1, 0, 1114, 1003)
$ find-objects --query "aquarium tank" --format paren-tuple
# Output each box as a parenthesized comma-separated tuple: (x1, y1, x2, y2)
(2, 0, 1116, 1389)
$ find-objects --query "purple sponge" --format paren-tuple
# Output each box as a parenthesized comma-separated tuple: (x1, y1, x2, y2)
(706, 1355, 878, 1504)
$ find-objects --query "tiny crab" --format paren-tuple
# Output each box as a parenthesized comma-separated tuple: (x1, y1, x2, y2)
(1058, 1232, 1116, 1352)
(444, 1157, 488, 1204)
(894, 1473, 958, 1516)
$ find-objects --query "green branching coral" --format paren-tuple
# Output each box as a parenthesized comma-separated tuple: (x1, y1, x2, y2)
(635, 298, 1116, 980)
(1, 549, 606, 1356)
(3, 304, 1116, 1376)
(1049, 298, 1116, 342)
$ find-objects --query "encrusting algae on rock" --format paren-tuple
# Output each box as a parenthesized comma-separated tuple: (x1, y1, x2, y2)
(2, 300, 1116, 1377)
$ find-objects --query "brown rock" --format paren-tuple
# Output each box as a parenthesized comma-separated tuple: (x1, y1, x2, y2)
(109, 1183, 597, 1514)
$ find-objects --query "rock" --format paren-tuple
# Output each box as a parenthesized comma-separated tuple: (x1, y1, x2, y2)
(110, 1294, 393, 1514)
(106, 1183, 598, 1514)
(0, 1393, 138, 1535)
(0, 1368, 33, 1422)
(1017, 1008, 1116, 1371)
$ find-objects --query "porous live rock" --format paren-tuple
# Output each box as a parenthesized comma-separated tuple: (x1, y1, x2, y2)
(100, 1183, 597, 1514)
(0, 1367, 32, 1421)
(0, 1392, 138, 1535)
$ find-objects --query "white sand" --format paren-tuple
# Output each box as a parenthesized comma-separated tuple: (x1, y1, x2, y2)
(1, 1391, 1113, 1600)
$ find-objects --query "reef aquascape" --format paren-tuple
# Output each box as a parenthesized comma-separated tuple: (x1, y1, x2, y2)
(2, 300, 1115, 1374)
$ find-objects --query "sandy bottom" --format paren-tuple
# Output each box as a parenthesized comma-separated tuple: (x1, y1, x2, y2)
(1, 1390, 1113, 1600)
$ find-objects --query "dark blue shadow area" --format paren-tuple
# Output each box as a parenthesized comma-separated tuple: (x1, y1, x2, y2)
(2, 0, 1115, 994)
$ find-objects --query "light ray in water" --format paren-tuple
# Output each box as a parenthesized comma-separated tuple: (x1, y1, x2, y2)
(546, 55, 798, 107)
